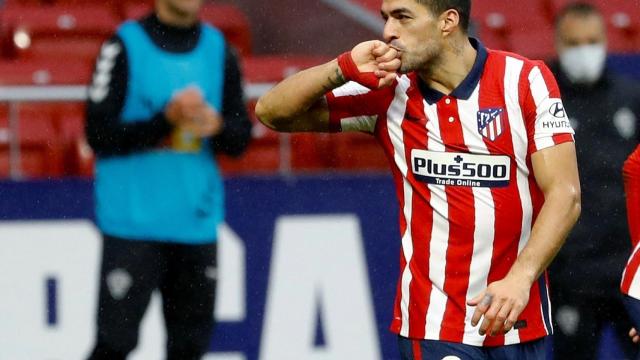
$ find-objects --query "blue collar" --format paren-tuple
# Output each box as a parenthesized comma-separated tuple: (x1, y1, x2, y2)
(418, 38, 488, 105)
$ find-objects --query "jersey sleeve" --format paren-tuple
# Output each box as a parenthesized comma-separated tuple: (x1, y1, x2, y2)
(325, 81, 391, 134)
(625, 145, 640, 247)
(85, 36, 174, 157)
(522, 61, 575, 154)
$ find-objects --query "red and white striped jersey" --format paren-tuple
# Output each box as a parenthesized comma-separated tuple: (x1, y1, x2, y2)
(326, 39, 574, 346)
(621, 145, 640, 299)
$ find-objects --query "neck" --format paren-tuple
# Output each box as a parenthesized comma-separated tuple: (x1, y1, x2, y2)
(418, 36, 476, 95)
(155, 2, 199, 28)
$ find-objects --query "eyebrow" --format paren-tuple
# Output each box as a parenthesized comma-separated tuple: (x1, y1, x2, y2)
(381, 7, 412, 18)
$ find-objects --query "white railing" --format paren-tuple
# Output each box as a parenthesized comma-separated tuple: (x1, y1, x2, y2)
(0, 83, 278, 179)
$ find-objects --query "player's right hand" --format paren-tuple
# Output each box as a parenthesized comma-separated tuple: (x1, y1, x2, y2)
(339, 40, 401, 89)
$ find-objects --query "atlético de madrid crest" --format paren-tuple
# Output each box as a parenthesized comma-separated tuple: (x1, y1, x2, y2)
(477, 108, 504, 141)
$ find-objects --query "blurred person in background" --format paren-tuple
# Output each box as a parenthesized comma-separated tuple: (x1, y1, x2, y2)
(84, 0, 251, 359)
(257, 0, 581, 358)
(547, 3, 640, 359)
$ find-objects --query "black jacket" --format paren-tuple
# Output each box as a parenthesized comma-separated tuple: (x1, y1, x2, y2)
(550, 61, 640, 296)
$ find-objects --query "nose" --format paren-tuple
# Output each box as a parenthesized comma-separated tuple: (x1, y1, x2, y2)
(383, 19, 398, 43)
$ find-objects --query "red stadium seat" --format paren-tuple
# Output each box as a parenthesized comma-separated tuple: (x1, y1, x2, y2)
(472, 0, 550, 34)
(475, 23, 510, 52)
(200, 4, 252, 56)
(332, 133, 388, 171)
(289, 132, 388, 172)
(472, 0, 551, 57)
(291, 133, 335, 171)
(0, 109, 64, 178)
(217, 141, 281, 174)
(0, 58, 92, 85)
(23, 38, 103, 66)
(0, 4, 119, 38)
(122, 2, 154, 20)
(123, 2, 253, 56)
(508, 25, 556, 60)
(242, 55, 332, 83)
(0, 3, 118, 62)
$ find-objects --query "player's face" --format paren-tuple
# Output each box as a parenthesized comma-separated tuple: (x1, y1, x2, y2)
(555, 13, 606, 52)
(158, 0, 205, 19)
(381, 0, 444, 73)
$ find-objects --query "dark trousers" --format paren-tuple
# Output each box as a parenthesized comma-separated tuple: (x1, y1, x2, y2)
(87, 235, 218, 360)
(398, 336, 548, 360)
(551, 290, 636, 360)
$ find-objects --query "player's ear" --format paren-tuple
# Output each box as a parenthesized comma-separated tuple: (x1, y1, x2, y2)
(440, 9, 460, 36)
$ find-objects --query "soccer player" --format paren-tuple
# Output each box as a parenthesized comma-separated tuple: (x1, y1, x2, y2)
(256, 0, 581, 358)
(621, 146, 640, 350)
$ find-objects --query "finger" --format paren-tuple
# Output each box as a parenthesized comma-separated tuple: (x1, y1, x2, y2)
(479, 298, 504, 336)
(491, 300, 513, 335)
(375, 48, 399, 63)
(377, 72, 397, 88)
(468, 291, 487, 306)
(378, 58, 402, 72)
(634, 335, 640, 344)
(470, 293, 492, 326)
(371, 41, 390, 57)
(631, 328, 638, 337)
(503, 304, 520, 333)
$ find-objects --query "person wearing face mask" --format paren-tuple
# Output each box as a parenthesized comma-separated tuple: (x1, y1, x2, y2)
(548, 2, 640, 359)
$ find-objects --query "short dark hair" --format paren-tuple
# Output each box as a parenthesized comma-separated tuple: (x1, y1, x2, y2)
(555, 2, 602, 27)
(415, 0, 471, 32)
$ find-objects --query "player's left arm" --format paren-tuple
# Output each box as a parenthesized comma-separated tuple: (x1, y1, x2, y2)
(469, 142, 581, 336)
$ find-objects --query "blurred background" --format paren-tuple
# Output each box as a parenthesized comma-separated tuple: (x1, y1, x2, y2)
(0, 0, 638, 359)
(0, 0, 636, 178)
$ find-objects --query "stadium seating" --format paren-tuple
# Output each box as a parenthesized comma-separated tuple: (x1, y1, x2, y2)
(242, 55, 331, 83)
(123, 2, 253, 56)
(200, 4, 253, 57)
(0, 0, 636, 178)
(0, 105, 64, 178)
(0, 4, 119, 38)
(332, 133, 388, 171)
(0, 3, 118, 63)
(472, 0, 555, 59)
(508, 25, 556, 60)
(0, 58, 92, 85)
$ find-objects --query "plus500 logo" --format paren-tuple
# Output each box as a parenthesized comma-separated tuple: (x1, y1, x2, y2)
(411, 150, 511, 188)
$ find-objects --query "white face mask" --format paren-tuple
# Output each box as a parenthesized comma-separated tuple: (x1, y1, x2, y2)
(559, 43, 607, 85)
